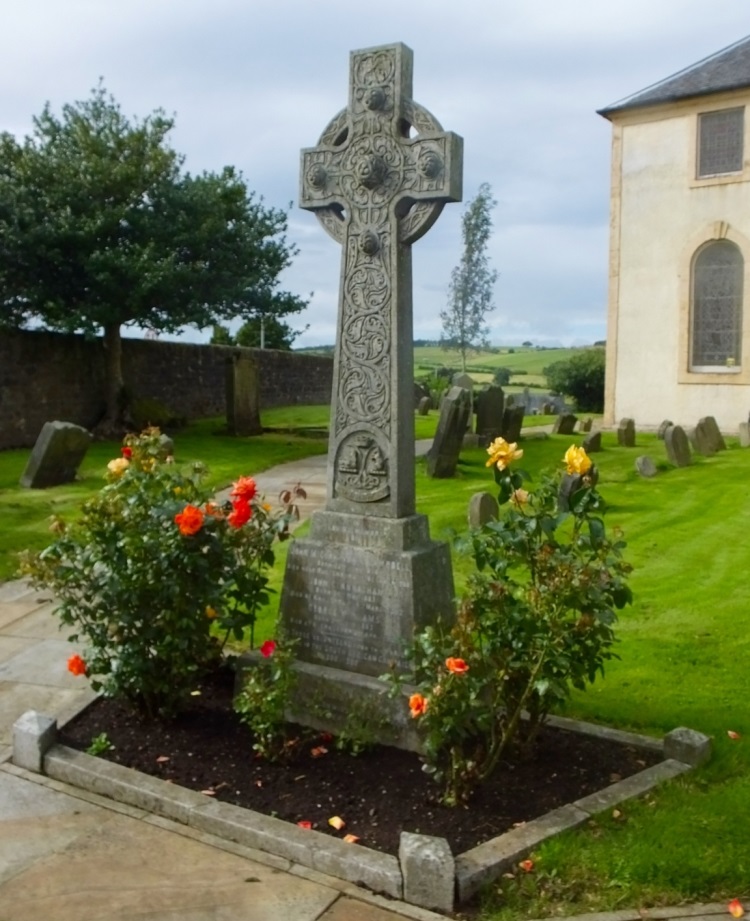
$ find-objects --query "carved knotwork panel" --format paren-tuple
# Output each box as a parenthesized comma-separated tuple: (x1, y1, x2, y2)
(336, 226, 391, 435)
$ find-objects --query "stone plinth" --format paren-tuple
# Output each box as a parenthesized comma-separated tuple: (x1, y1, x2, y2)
(280, 511, 454, 678)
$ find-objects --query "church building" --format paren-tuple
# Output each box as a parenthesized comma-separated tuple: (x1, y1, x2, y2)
(599, 36, 750, 431)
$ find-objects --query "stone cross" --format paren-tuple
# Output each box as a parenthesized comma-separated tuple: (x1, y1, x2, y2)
(300, 42, 463, 518)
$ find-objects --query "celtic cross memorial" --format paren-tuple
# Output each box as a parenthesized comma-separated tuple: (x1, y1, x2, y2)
(278, 43, 463, 745)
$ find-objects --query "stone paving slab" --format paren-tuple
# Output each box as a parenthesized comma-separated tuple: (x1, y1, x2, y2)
(0, 635, 37, 665)
(529, 907, 731, 921)
(0, 771, 341, 921)
(0, 683, 91, 747)
(0, 601, 51, 631)
(0, 637, 80, 687)
(0, 580, 52, 604)
(1, 603, 65, 639)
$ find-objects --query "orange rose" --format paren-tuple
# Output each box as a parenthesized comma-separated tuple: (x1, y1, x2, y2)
(175, 504, 204, 536)
(230, 476, 257, 502)
(67, 654, 87, 676)
(446, 657, 469, 674)
(227, 498, 252, 528)
(409, 693, 428, 718)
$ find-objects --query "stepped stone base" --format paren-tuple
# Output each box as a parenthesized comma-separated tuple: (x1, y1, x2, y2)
(269, 509, 455, 751)
(279, 510, 455, 677)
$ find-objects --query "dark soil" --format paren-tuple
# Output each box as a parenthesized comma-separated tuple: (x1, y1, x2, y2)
(59, 667, 659, 857)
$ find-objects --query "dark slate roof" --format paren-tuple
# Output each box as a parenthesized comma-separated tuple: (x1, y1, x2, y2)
(599, 35, 750, 118)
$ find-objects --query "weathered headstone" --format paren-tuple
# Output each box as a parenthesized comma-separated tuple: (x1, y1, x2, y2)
(657, 419, 673, 440)
(20, 421, 92, 489)
(426, 386, 472, 477)
(414, 382, 429, 408)
(635, 455, 657, 478)
(664, 424, 692, 467)
(226, 354, 262, 436)
(693, 416, 726, 455)
(475, 385, 504, 441)
(617, 417, 636, 447)
(739, 421, 750, 447)
(552, 412, 578, 435)
(501, 404, 525, 443)
(277, 43, 462, 749)
(577, 417, 593, 433)
(582, 431, 602, 453)
(468, 491, 499, 528)
(453, 372, 474, 391)
(417, 395, 432, 415)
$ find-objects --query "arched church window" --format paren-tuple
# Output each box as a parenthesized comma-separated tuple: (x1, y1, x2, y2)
(691, 240, 743, 369)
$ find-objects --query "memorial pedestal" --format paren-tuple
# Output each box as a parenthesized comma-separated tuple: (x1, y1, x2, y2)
(269, 510, 454, 750)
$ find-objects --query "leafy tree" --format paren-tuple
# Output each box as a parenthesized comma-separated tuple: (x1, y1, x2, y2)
(212, 302, 310, 350)
(492, 367, 512, 386)
(544, 348, 606, 412)
(440, 182, 498, 372)
(0, 83, 306, 431)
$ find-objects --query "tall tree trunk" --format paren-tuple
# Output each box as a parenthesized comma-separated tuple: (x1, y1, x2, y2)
(99, 321, 126, 435)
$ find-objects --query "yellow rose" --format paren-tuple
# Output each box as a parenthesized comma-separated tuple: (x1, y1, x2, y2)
(485, 437, 524, 471)
(205, 605, 218, 620)
(563, 445, 592, 476)
(511, 488, 529, 506)
(107, 457, 130, 477)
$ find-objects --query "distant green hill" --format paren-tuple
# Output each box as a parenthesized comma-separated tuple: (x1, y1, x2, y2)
(295, 343, 592, 390)
(413, 345, 581, 388)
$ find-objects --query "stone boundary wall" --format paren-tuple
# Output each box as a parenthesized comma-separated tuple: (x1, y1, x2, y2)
(0, 329, 333, 450)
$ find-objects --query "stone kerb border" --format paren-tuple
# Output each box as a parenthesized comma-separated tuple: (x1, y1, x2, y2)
(12, 709, 711, 914)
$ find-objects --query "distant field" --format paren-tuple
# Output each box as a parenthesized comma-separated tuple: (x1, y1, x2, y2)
(413, 345, 581, 387)
(297, 344, 586, 389)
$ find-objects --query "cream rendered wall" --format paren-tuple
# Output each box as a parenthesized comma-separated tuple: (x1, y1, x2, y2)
(605, 90, 750, 432)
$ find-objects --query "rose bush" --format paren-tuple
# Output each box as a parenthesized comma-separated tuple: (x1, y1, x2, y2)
(21, 427, 299, 718)
(388, 438, 632, 806)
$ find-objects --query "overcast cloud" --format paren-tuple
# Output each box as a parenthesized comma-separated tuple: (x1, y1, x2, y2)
(3, 1, 750, 347)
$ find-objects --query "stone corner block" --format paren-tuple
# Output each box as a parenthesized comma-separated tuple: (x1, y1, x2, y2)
(399, 831, 455, 913)
(663, 726, 712, 766)
(12, 710, 57, 773)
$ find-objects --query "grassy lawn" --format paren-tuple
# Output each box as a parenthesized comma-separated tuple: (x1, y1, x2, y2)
(2, 414, 748, 912)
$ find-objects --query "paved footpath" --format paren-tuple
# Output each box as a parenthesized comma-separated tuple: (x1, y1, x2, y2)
(0, 449, 734, 921)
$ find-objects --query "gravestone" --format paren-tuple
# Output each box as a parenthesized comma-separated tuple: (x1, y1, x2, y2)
(426, 386, 472, 477)
(578, 417, 593, 433)
(664, 425, 692, 467)
(739, 421, 750, 447)
(414, 382, 429, 408)
(617, 417, 636, 447)
(582, 431, 602, 453)
(20, 421, 92, 489)
(453, 372, 474, 391)
(417, 395, 432, 415)
(501, 404, 525, 443)
(226, 354, 262, 436)
(277, 43, 463, 749)
(635, 455, 657, 478)
(468, 491, 499, 528)
(657, 419, 673, 440)
(552, 412, 577, 435)
(693, 416, 726, 455)
(475, 385, 505, 441)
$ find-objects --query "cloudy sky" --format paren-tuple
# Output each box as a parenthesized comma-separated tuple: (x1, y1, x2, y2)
(2, 1, 749, 347)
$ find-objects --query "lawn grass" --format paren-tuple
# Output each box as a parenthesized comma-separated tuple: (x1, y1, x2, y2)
(3, 416, 749, 911)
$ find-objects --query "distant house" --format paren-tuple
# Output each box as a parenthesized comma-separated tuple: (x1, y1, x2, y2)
(599, 36, 750, 432)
